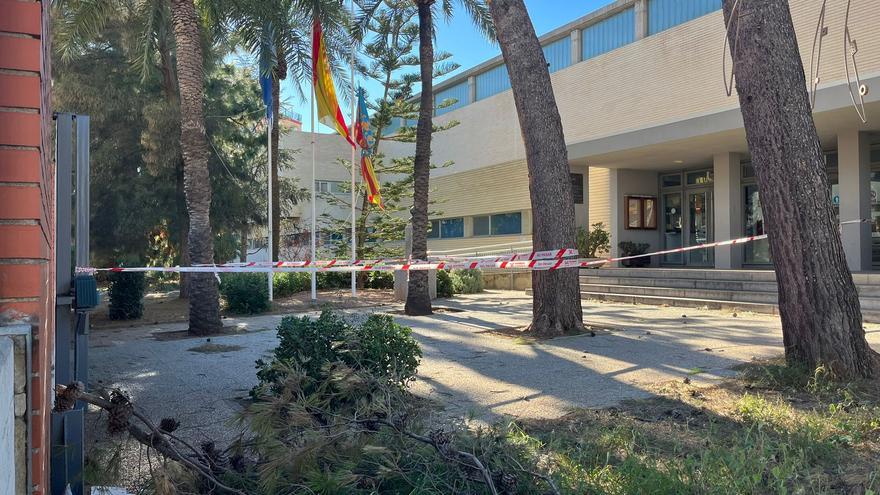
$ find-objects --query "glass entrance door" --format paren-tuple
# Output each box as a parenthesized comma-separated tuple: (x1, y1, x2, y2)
(663, 192, 683, 264)
(687, 189, 713, 266)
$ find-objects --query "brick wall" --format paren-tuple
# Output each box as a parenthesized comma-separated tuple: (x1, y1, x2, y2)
(0, 0, 55, 493)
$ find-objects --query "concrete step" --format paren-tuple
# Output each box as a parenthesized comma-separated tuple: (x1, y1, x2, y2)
(579, 275, 779, 293)
(579, 290, 779, 315)
(579, 283, 779, 304)
(582, 267, 778, 282)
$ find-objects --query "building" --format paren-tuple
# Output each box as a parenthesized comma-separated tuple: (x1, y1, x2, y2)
(0, 1, 56, 493)
(389, 0, 879, 272)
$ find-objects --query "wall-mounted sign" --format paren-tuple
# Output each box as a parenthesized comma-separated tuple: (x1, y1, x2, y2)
(625, 196, 658, 230)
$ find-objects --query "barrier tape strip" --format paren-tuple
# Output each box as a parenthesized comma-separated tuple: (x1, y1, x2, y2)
(76, 234, 768, 274)
(188, 248, 580, 268)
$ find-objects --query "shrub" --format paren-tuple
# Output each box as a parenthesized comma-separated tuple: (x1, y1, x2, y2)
(618, 241, 651, 267)
(108, 272, 145, 320)
(364, 270, 394, 289)
(219, 273, 270, 314)
(578, 222, 611, 258)
(436, 270, 453, 298)
(316, 271, 350, 289)
(254, 310, 421, 396)
(450, 269, 483, 294)
(273, 272, 309, 297)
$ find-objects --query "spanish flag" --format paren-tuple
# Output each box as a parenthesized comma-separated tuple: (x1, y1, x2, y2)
(312, 18, 354, 146)
(355, 88, 383, 208)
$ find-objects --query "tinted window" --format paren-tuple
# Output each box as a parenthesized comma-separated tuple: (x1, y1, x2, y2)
(440, 218, 464, 238)
(571, 173, 584, 204)
(473, 216, 490, 236)
(491, 213, 522, 235)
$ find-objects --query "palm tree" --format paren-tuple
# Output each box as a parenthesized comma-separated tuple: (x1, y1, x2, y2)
(170, 0, 223, 334)
(215, 0, 349, 261)
(485, 0, 584, 336)
(356, 0, 492, 315)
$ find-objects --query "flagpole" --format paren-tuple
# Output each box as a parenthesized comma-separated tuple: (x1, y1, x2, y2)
(267, 111, 274, 301)
(349, 0, 357, 298)
(310, 20, 318, 302)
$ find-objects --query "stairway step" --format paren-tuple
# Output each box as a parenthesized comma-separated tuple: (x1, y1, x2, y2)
(579, 275, 779, 292)
(581, 267, 778, 282)
(579, 291, 779, 315)
(579, 283, 779, 304)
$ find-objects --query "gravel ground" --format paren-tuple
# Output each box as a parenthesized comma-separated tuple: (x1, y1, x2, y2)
(84, 290, 880, 489)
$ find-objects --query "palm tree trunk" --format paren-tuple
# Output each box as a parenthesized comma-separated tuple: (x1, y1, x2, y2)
(404, 0, 434, 316)
(170, 0, 222, 335)
(723, 0, 877, 378)
(487, 0, 583, 336)
(271, 51, 286, 261)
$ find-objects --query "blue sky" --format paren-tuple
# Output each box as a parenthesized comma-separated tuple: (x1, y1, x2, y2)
(285, 0, 614, 132)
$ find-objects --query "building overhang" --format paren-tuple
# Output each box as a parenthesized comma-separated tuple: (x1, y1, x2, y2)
(569, 73, 880, 170)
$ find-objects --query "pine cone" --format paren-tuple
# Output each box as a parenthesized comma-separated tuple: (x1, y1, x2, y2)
(107, 390, 133, 434)
(500, 472, 517, 493)
(159, 417, 180, 433)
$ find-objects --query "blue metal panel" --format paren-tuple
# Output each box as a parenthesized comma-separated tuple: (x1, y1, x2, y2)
(435, 81, 470, 115)
(648, 0, 721, 35)
(581, 8, 635, 61)
(543, 37, 571, 73)
(476, 64, 511, 101)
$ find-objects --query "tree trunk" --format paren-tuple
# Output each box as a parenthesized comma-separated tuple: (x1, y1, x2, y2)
(404, 0, 434, 316)
(170, 0, 222, 335)
(177, 159, 191, 299)
(487, 0, 584, 337)
(271, 53, 286, 261)
(723, 0, 877, 378)
(240, 226, 248, 262)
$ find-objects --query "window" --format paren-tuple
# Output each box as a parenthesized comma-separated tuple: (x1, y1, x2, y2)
(491, 212, 522, 235)
(476, 64, 511, 100)
(581, 8, 635, 61)
(625, 196, 657, 230)
(648, 0, 721, 35)
(661, 173, 682, 188)
(315, 180, 347, 194)
(440, 218, 464, 238)
(473, 215, 490, 236)
(686, 170, 714, 185)
(571, 173, 584, 204)
(473, 212, 523, 236)
(543, 37, 571, 72)
(427, 220, 440, 239)
(435, 82, 469, 116)
(428, 218, 464, 239)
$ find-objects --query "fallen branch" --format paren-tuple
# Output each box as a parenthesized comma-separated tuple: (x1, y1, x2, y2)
(55, 383, 246, 495)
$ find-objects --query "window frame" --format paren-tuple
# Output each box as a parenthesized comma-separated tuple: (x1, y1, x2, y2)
(624, 196, 658, 230)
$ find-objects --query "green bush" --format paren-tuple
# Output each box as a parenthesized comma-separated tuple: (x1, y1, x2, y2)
(578, 222, 612, 258)
(317, 271, 350, 289)
(220, 273, 270, 314)
(273, 272, 309, 297)
(108, 272, 145, 320)
(253, 311, 421, 397)
(436, 270, 453, 298)
(450, 269, 483, 294)
(364, 270, 394, 289)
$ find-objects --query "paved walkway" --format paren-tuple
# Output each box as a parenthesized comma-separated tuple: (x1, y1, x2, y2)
(88, 291, 880, 443)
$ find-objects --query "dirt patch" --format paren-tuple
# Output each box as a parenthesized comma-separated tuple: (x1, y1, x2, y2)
(187, 342, 244, 354)
(90, 288, 397, 331)
(381, 306, 465, 315)
(152, 324, 266, 341)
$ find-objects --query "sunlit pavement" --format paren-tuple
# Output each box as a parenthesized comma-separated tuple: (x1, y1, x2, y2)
(88, 290, 880, 445)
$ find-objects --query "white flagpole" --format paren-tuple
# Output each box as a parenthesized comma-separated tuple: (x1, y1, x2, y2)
(267, 110, 274, 301)
(349, 0, 357, 297)
(310, 21, 318, 302)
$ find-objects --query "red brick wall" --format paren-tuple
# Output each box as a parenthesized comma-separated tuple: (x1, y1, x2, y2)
(0, 0, 55, 493)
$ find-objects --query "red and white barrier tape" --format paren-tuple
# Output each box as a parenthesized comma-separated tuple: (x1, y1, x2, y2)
(76, 234, 768, 274)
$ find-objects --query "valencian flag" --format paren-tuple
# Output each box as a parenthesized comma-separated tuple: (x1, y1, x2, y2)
(312, 18, 355, 146)
(354, 87, 383, 208)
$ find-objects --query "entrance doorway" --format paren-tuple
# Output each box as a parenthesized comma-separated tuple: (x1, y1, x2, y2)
(660, 171, 714, 266)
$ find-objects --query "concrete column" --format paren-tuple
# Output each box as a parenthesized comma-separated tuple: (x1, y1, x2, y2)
(838, 129, 872, 271)
(609, 168, 622, 262)
(713, 152, 743, 269)
(634, 0, 648, 40)
(570, 29, 581, 65)
(467, 75, 476, 104)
